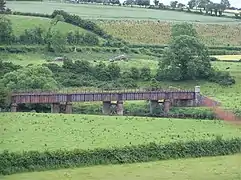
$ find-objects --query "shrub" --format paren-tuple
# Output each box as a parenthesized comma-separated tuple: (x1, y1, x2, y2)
(18, 27, 45, 45)
(1, 138, 241, 175)
(208, 70, 236, 86)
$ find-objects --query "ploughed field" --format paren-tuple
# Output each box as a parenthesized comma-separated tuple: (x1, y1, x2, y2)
(97, 20, 241, 46)
(1, 113, 241, 153)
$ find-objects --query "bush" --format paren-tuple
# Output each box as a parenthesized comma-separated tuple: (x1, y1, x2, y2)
(1, 138, 241, 175)
(51, 10, 109, 39)
(18, 27, 45, 45)
(209, 70, 236, 86)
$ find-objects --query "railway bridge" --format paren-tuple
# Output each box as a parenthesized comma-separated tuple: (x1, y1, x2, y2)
(10, 86, 201, 115)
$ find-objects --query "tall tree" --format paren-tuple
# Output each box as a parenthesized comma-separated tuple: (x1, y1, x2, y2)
(156, 35, 212, 81)
(171, 22, 198, 40)
(0, 17, 13, 44)
(0, 0, 6, 11)
(221, 0, 230, 8)
(188, 0, 197, 9)
(170, 1, 178, 8)
(153, 0, 159, 6)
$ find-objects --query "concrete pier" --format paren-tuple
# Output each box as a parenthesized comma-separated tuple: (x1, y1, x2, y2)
(65, 102, 72, 114)
(51, 103, 60, 113)
(102, 101, 111, 115)
(116, 101, 124, 115)
(150, 100, 159, 114)
(11, 103, 17, 112)
(164, 99, 171, 114)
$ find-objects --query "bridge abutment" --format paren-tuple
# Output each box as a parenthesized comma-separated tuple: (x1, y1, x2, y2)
(51, 103, 60, 113)
(11, 103, 17, 112)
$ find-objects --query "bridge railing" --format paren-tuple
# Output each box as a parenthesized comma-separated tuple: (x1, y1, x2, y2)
(11, 87, 195, 95)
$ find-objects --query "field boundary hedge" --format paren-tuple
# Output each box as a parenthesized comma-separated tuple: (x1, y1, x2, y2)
(1, 138, 241, 175)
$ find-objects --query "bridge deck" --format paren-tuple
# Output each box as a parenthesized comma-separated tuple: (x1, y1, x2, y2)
(11, 90, 196, 104)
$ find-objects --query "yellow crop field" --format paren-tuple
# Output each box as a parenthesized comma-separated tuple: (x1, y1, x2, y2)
(213, 55, 241, 61)
(97, 21, 241, 46)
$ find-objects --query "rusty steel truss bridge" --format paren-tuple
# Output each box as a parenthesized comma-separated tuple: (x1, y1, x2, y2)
(10, 86, 203, 115)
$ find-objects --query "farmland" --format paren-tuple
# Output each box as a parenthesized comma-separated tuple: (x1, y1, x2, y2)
(1, 0, 241, 178)
(1, 113, 241, 153)
(2, 154, 241, 180)
(98, 20, 241, 46)
(8, 15, 88, 35)
(6, 1, 240, 22)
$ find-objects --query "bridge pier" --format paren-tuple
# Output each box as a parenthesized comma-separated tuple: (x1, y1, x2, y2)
(102, 101, 111, 115)
(51, 103, 60, 113)
(149, 100, 159, 114)
(65, 102, 72, 114)
(164, 99, 171, 115)
(116, 101, 124, 115)
(11, 103, 17, 112)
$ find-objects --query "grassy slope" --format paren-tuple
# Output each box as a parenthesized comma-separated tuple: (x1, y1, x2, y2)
(8, 15, 88, 35)
(97, 20, 241, 46)
(2, 154, 241, 180)
(1, 113, 241, 153)
(6, 2, 239, 23)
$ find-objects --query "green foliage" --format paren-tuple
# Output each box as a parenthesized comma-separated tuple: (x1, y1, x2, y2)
(171, 22, 198, 39)
(19, 27, 45, 45)
(1, 65, 58, 90)
(0, 0, 6, 11)
(0, 60, 21, 78)
(0, 83, 9, 109)
(51, 10, 110, 39)
(157, 35, 212, 81)
(208, 69, 236, 86)
(0, 17, 14, 44)
(1, 138, 241, 175)
(47, 30, 67, 53)
(140, 67, 151, 81)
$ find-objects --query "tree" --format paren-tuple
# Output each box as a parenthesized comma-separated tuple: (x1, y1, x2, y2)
(198, 0, 210, 10)
(171, 22, 198, 40)
(170, 1, 178, 8)
(45, 14, 65, 51)
(0, 17, 14, 44)
(221, 0, 230, 8)
(0, 0, 6, 11)
(1, 65, 59, 91)
(140, 67, 151, 81)
(107, 63, 121, 80)
(153, 0, 159, 6)
(0, 83, 9, 109)
(188, 0, 197, 9)
(156, 35, 212, 81)
(177, 3, 185, 9)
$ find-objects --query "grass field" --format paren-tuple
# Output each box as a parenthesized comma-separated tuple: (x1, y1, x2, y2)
(1, 113, 241, 153)
(2, 154, 241, 180)
(7, 15, 87, 35)
(97, 20, 241, 46)
(6, 1, 240, 23)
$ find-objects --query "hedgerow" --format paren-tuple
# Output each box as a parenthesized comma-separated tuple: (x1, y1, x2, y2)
(1, 138, 241, 175)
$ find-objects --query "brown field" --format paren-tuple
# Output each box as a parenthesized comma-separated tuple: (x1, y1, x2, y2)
(97, 20, 241, 46)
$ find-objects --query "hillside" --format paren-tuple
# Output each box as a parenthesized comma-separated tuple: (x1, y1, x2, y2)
(98, 20, 241, 46)
(7, 15, 91, 35)
(6, 1, 240, 22)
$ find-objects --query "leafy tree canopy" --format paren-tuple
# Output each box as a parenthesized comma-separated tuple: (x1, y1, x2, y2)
(171, 22, 198, 40)
(1, 65, 59, 91)
(157, 35, 212, 81)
